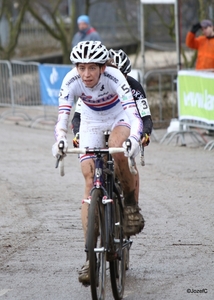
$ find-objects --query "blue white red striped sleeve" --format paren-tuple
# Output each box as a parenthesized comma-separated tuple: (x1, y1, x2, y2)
(54, 74, 73, 141)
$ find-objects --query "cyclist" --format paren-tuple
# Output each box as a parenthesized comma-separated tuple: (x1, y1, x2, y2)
(72, 49, 153, 148)
(52, 41, 144, 285)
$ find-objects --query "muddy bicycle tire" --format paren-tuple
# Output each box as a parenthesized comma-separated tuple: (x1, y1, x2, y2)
(87, 188, 107, 300)
(109, 186, 126, 300)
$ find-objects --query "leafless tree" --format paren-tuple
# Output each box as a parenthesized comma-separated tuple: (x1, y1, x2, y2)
(0, 0, 29, 59)
(26, 0, 77, 64)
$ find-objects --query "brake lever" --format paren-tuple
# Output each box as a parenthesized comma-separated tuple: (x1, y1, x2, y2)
(55, 154, 61, 168)
(125, 139, 134, 163)
(55, 141, 65, 169)
(125, 138, 131, 151)
(141, 145, 145, 166)
(125, 139, 137, 175)
(125, 139, 131, 157)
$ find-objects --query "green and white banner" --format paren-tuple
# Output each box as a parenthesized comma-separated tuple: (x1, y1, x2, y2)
(178, 70, 214, 124)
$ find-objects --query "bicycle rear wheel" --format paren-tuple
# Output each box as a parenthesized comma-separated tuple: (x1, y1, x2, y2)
(87, 188, 106, 300)
(109, 185, 126, 300)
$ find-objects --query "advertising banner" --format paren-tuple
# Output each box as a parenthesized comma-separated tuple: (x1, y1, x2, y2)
(39, 64, 71, 106)
(178, 70, 214, 124)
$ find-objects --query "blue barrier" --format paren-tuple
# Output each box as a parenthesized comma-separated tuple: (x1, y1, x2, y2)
(39, 64, 71, 106)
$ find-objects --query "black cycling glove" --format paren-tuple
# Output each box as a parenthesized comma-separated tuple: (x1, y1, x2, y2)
(190, 22, 201, 34)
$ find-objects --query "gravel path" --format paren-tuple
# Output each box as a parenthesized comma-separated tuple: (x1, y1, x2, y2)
(0, 122, 213, 300)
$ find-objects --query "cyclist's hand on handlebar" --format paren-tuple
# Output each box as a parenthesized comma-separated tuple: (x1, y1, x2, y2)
(72, 132, 79, 148)
(141, 133, 150, 147)
(122, 136, 140, 158)
(52, 137, 68, 157)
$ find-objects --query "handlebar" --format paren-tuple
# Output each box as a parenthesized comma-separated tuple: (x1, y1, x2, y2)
(66, 147, 124, 155)
(56, 147, 137, 176)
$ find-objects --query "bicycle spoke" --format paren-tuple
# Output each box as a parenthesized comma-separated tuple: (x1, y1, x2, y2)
(109, 184, 126, 300)
(87, 189, 107, 300)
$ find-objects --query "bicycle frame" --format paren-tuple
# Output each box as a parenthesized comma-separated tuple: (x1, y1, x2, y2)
(84, 132, 121, 255)
(55, 135, 134, 300)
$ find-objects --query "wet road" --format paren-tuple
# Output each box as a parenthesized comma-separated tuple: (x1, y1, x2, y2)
(0, 123, 214, 300)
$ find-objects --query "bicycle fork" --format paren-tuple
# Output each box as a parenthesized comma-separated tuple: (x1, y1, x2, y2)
(83, 194, 113, 256)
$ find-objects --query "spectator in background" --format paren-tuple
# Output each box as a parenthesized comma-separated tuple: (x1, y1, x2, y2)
(71, 15, 101, 48)
(186, 19, 214, 70)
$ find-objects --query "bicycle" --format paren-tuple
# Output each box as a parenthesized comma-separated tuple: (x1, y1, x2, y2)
(55, 131, 135, 300)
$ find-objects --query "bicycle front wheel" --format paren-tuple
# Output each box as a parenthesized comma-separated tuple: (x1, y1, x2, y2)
(109, 186, 126, 300)
(87, 188, 106, 300)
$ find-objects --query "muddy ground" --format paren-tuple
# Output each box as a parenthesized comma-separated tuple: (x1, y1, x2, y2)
(0, 121, 214, 300)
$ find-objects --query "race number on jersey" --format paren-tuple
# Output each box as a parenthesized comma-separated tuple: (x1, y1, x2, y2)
(135, 98, 151, 117)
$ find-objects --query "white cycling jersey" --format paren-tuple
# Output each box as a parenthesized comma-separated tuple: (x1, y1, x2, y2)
(55, 66, 143, 144)
(75, 91, 151, 117)
(74, 98, 82, 114)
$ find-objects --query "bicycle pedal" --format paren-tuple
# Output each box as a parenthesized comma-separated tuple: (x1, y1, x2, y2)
(82, 196, 91, 204)
(81, 282, 90, 287)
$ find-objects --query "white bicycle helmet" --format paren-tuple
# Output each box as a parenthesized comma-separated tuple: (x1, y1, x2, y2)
(109, 49, 131, 74)
(70, 41, 109, 64)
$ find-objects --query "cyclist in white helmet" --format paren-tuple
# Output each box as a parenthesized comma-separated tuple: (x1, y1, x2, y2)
(52, 41, 144, 285)
(72, 49, 153, 147)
